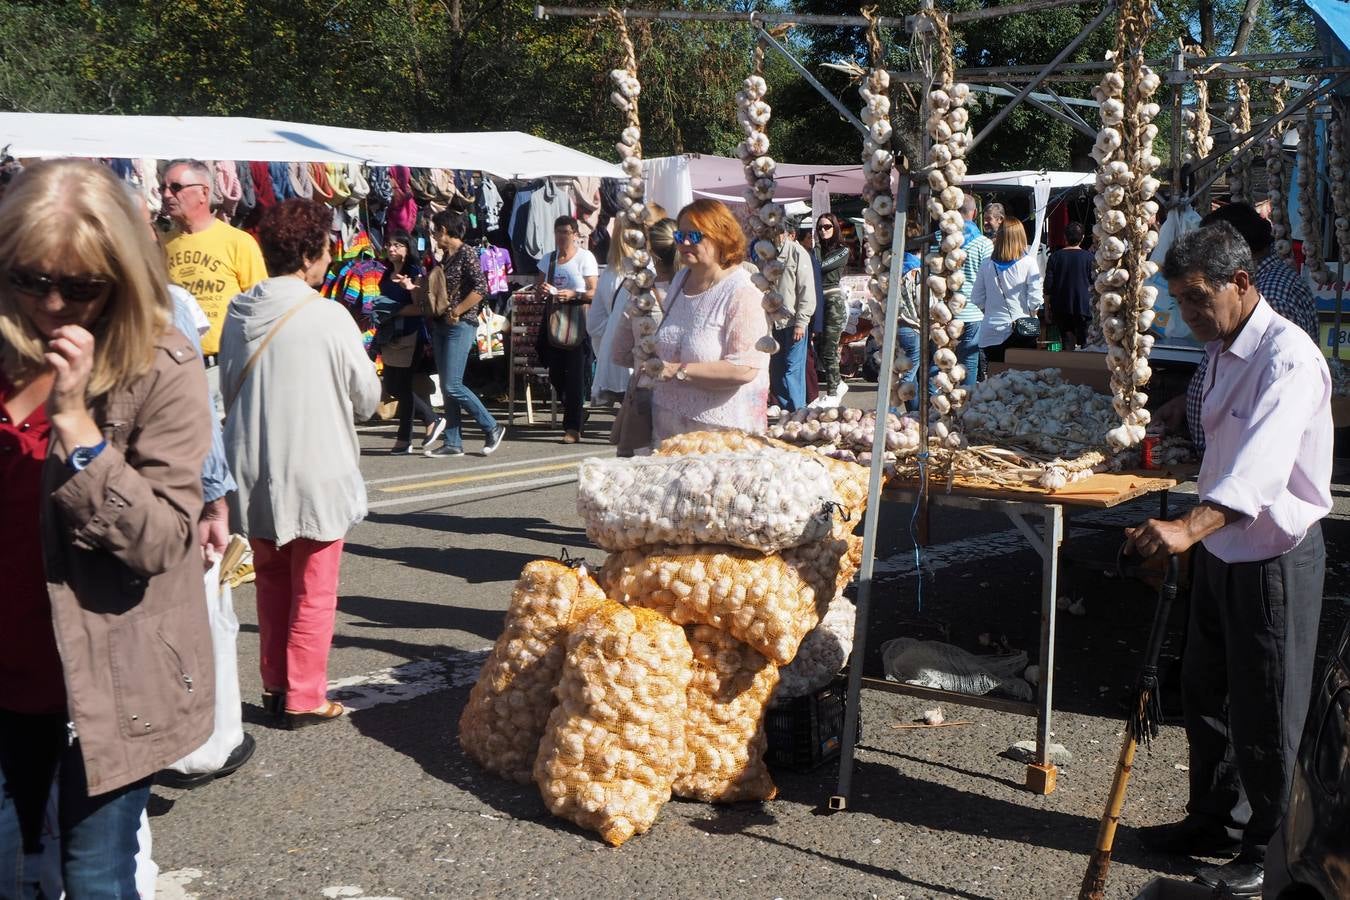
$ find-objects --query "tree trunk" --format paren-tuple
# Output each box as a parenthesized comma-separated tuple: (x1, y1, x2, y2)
(1198, 0, 1215, 53)
(1231, 0, 1263, 56)
(405, 0, 429, 129)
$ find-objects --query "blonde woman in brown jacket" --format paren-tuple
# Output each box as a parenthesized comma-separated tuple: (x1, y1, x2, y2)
(0, 160, 215, 895)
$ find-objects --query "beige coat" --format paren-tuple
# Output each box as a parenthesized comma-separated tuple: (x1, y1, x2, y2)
(41, 327, 215, 796)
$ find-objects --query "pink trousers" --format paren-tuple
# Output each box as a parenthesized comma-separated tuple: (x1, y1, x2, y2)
(250, 537, 345, 712)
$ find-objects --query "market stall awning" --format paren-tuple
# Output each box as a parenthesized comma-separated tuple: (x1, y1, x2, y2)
(0, 113, 623, 181)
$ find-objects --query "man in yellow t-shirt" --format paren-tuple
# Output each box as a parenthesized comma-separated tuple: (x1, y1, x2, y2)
(162, 159, 267, 361)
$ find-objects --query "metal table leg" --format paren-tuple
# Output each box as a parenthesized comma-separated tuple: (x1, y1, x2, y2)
(1026, 503, 1063, 794)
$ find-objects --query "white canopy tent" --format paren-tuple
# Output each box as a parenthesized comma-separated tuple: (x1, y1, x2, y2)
(0, 113, 623, 180)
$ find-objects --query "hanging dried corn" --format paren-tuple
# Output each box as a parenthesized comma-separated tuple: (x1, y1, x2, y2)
(534, 602, 692, 847)
(1226, 80, 1254, 204)
(922, 12, 974, 447)
(1266, 81, 1295, 261)
(1090, 0, 1161, 451)
(855, 7, 910, 408)
(607, 9, 663, 387)
(1297, 103, 1333, 287)
(738, 38, 786, 355)
(1329, 100, 1349, 266)
(458, 560, 608, 784)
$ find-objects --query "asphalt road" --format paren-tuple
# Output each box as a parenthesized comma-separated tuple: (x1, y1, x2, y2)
(149, 386, 1350, 900)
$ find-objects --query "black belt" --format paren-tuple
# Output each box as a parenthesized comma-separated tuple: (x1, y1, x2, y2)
(202, 354, 219, 369)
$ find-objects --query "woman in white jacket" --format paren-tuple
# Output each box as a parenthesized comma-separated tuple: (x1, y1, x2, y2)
(220, 199, 380, 729)
(971, 218, 1044, 363)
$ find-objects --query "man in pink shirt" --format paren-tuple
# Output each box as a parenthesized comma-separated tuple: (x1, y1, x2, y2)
(1127, 222, 1332, 897)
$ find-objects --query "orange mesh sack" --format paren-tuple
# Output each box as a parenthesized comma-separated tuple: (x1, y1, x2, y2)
(600, 545, 822, 665)
(777, 595, 856, 699)
(781, 533, 863, 606)
(577, 450, 836, 553)
(458, 561, 606, 784)
(676, 625, 779, 803)
(654, 430, 868, 538)
(534, 602, 693, 847)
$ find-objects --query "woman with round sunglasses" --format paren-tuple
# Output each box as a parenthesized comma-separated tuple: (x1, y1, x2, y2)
(648, 199, 770, 442)
(814, 213, 852, 401)
(0, 159, 215, 894)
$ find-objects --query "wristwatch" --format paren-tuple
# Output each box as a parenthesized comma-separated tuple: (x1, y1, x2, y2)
(675, 364, 690, 382)
(69, 440, 107, 472)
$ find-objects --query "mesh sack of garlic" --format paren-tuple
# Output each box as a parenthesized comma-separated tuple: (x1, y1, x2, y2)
(600, 544, 825, 666)
(776, 594, 856, 700)
(577, 450, 837, 553)
(458, 560, 607, 784)
(652, 429, 869, 538)
(784, 533, 863, 608)
(534, 602, 692, 847)
(675, 624, 780, 803)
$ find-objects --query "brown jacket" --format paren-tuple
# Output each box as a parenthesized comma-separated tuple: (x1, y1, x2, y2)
(41, 327, 216, 796)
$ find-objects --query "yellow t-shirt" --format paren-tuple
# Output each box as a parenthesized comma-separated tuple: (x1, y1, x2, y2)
(164, 221, 267, 355)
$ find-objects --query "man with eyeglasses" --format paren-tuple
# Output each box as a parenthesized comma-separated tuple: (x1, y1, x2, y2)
(162, 159, 266, 412)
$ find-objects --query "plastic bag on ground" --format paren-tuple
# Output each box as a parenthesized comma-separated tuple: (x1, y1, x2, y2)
(600, 544, 824, 666)
(675, 625, 779, 803)
(534, 602, 692, 846)
(880, 637, 1034, 702)
(776, 594, 856, 701)
(577, 450, 837, 553)
(459, 560, 606, 783)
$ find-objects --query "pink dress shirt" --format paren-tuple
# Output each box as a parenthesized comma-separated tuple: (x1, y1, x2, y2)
(1198, 296, 1332, 563)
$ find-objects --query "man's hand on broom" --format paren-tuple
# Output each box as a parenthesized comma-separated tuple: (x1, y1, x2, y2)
(1124, 518, 1196, 559)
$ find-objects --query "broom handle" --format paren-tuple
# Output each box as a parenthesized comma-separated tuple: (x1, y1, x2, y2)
(1078, 694, 1146, 900)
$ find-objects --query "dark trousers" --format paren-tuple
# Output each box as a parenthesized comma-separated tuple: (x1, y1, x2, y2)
(382, 364, 437, 444)
(547, 340, 591, 433)
(0, 710, 151, 898)
(1182, 524, 1325, 858)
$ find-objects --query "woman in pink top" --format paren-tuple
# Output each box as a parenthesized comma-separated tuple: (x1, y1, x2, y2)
(650, 199, 770, 441)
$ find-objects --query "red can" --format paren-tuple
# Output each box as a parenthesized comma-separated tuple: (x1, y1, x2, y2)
(1140, 435, 1160, 470)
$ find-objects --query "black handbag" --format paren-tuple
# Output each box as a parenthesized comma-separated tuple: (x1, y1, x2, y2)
(1012, 316, 1042, 340)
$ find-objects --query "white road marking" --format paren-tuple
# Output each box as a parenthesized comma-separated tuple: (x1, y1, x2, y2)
(364, 448, 600, 486)
(328, 651, 489, 710)
(157, 868, 204, 899)
(365, 473, 578, 510)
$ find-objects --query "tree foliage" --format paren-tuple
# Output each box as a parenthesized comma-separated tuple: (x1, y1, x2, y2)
(0, 0, 1324, 172)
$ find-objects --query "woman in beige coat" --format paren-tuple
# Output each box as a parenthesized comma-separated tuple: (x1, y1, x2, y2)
(0, 160, 214, 895)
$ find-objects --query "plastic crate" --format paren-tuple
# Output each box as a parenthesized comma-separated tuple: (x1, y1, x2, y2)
(765, 678, 858, 772)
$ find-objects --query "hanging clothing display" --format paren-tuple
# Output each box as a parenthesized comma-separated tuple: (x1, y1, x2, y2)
(572, 176, 602, 240)
(521, 177, 571, 264)
(479, 244, 513, 295)
(389, 166, 418, 235)
(478, 177, 503, 233)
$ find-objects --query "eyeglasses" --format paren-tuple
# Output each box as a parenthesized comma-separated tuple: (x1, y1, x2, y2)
(673, 230, 704, 245)
(8, 267, 113, 303)
(163, 181, 209, 195)
(817, 223, 835, 232)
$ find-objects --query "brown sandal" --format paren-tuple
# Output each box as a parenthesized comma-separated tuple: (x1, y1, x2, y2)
(285, 700, 345, 730)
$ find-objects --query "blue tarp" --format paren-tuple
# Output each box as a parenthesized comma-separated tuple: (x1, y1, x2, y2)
(1303, 0, 1350, 84)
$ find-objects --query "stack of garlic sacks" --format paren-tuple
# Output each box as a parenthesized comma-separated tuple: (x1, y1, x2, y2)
(609, 52, 663, 385)
(459, 438, 865, 847)
(1090, 49, 1162, 452)
(738, 67, 788, 355)
(923, 22, 974, 448)
(858, 64, 912, 406)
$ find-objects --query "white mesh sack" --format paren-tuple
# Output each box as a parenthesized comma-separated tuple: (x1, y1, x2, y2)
(776, 594, 856, 700)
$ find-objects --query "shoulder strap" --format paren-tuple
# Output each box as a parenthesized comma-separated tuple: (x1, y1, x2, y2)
(224, 296, 319, 414)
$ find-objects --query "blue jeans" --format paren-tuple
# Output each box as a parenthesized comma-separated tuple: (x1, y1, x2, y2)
(953, 319, 981, 388)
(769, 326, 808, 411)
(0, 711, 151, 899)
(896, 326, 921, 411)
(431, 319, 498, 451)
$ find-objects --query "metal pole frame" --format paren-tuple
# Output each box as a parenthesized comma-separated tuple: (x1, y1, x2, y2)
(751, 22, 867, 137)
(535, 0, 1101, 29)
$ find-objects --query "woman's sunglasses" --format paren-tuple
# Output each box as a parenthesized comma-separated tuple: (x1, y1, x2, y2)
(8, 267, 113, 303)
(673, 230, 704, 245)
(817, 223, 835, 232)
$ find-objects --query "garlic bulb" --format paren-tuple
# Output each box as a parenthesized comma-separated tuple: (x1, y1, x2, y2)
(1298, 105, 1333, 286)
(1225, 80, 1254, 204)
(738, 49, 784, 351)
(858, 56, 899, 410)
(776, 594, 856, 699)
(460, 561, 608, 784)
(1329, 103, 1350, 265)
(609, 23, 663, 387)
(1089, 5, 1159, 452)
(1265, 87, 1294, 263)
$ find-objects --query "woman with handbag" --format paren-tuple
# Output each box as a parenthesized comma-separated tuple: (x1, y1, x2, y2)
(0, 159, 215, 893)
(534, 215, 598, 444)
(220, 199, 382, 729)
(398, 211, 506, 457)
(375, 232, 444, 454)
(971, 218, 1044, 363)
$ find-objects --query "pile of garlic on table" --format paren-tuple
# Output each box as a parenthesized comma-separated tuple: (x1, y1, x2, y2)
(458, 431, 865, 846)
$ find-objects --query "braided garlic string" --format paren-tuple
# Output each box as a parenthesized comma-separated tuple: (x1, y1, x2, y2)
(1267, 81, 1294, 261)
(1297, 101, 1332, 287)
(739, 36, 785, 355)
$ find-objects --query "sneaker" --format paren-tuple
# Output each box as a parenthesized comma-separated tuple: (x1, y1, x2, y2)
(421, 417, 447, 453)
(482, 425, 506, 456)
(390, 442, 416, 455)
(834, 381, 850, 398)
(426, 444, 464, 458)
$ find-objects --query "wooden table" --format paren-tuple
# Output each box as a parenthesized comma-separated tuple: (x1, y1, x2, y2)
(835, 472, 1178, 802)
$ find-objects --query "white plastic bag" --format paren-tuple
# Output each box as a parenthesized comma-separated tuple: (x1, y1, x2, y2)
(881, 637, 1033, 701)
(167, 559, 242, 774)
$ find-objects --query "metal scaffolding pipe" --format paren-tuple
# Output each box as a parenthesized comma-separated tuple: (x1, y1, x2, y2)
(753, 25, 867, 137)
(536, 0, 1103, 28)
